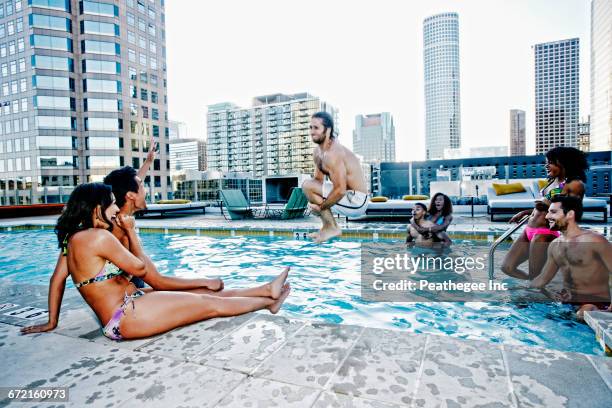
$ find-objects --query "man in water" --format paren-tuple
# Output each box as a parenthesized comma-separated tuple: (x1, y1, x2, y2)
(530, 195, 611, 319)
(302, 111, 369, 243)
(406, 203, 435, 247)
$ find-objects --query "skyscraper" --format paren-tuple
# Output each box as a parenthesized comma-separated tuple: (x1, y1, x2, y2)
(0, 0, 170, 206)
(590, 0, 612, 151)
(509, 109, 526, 156)
(534, 38, 579, 154)
(207, 93, 337, 177)
(353, 112, 395, 162)
(423, 12, 461, 160)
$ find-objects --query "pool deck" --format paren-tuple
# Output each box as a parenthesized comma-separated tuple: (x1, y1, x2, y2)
(0, 279, 611, 408)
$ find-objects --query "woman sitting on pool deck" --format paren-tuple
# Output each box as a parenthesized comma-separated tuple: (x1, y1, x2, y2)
(21, 183, 290, 340)
(409, 193, 453, 246)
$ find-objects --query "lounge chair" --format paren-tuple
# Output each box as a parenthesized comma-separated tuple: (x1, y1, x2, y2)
(263, 187, 309, 219)
(348, 198, 430, 221)
(219, 189, 256, 220)
(487, 185, 537, 221)
(135, 201, 207, 218)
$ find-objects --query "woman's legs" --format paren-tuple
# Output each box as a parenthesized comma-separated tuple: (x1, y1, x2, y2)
(528, 234, 556, 279)
(142, 267, 290, 299)
(120, 284, 291, 339)
(500, 231, 530, 279)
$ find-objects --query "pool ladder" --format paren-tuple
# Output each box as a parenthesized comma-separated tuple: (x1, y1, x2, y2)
(488, 215, 530, 280)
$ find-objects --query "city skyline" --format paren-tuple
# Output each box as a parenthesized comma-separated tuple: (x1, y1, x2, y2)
(165, 0, 591, 162)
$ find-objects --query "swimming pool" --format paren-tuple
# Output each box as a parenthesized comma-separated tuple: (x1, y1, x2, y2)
(0, 229, 600, 355)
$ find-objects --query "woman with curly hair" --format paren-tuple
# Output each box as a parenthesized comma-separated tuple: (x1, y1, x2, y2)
(501, 147, 589, 280)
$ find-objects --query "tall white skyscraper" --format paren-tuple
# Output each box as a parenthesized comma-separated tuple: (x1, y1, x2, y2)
(534, 38, 580, 154)
(353, 113, 395, 162)
(590, 0, 612, 151)
(0, 0, 170, 206)
(423, 12, 461, 160)
(207, 93, 337, 177)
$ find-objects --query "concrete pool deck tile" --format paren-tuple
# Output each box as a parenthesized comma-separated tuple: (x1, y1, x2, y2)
(503, 343, 612, 408)
(412, 335, 514, 408)
(58, 352, 182, 408)
(135, 313, 255, 361)
(116, 362, 247, 408)
(196, 314, 306, 373)
(584, 311, 612, 353)
(587, 355, 612, 390)
(252, 322, 365, 389)
(216, 377, 321, 408)
(313, 391, 409, 407)
(0, 324, 124, 390)
(329, 328, 427, 406)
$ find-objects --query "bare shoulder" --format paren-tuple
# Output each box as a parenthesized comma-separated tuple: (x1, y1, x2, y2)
(578, 230, 608, 243)
(71, 228, 114, 247)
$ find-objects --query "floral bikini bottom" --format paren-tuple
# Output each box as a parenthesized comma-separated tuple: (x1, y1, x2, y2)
(102, 289, 145, 341)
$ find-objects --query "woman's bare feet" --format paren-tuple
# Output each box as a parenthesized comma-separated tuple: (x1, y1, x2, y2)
(268, 283, 291, 314)
(268, 267, 290, 299)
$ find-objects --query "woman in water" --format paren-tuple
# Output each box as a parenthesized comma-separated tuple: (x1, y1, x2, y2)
(501, 146, 588, 280)
(409, 193, 453, 246)
(22, 183, 290, 340)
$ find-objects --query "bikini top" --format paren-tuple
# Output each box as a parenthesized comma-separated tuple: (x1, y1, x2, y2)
(426, 214, 446, 226)
(540, 179, 566, 201)
(62, 235, 131, 288)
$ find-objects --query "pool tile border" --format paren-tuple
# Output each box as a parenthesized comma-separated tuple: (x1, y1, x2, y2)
(0, 223, 518, 243)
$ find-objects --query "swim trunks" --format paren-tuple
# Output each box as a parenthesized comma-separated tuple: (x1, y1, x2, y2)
(322, 182, 369, 218)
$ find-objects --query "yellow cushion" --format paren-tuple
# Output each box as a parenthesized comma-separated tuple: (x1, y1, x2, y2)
(370, 196, 388, 202)
(156, 199, 191, 204)
(537, 179, 549, 191)
(492, 183, 526, 196)
(402, 195, 429, 200)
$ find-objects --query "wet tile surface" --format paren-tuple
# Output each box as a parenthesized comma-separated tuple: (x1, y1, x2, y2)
(412, 335, 514, 408)
(217, 377, 320, 407)
(330, 328, 426, 406)
(119, 362, 246, 408)
(314, 391, 408, 407)
(197, 314, 306, 373)
(253, 322, 364, 389)
(136, 314, 254, 361)
(1, 298, 612, 408)
(504, 343, 612, 408)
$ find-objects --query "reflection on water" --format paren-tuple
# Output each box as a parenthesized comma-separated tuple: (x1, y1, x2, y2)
(0, 230, 600, 355)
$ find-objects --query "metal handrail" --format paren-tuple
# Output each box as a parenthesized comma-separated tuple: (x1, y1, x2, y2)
(488, 215, 530, 280)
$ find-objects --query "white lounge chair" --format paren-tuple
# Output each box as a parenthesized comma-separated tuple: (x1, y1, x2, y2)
(486, 185, 536, 221)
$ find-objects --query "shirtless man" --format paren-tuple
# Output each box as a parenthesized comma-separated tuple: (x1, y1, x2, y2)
(406, 203, 435, 247)
(530, 195, 611, 319)
(302, 111, 369, 243)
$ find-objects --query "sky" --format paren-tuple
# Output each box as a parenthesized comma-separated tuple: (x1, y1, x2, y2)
(165, 0, 591, 162)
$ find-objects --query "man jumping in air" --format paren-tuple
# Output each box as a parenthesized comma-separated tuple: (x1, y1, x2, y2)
(302, 111, 369, 243)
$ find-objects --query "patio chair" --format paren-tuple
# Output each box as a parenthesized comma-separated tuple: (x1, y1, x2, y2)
(219, 189, 256, 220)
(264, 187, 309, 219)
(486, 184, 536, 221)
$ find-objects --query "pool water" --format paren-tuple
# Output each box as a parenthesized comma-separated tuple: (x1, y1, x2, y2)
(0, 230, 600, 355)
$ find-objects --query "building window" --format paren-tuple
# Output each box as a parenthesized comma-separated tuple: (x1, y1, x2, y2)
(30, 13, 71, 32)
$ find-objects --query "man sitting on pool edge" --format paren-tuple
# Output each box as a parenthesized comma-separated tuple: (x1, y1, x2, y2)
(21, 151, 224, 334)
(529, 195, 611, 319)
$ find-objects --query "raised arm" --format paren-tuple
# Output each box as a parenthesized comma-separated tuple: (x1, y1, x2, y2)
(21, 251, 69, 334)
(137, 135, 158, 180)
(319, 154, 347, 211)
(530, 243, 559, 289)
